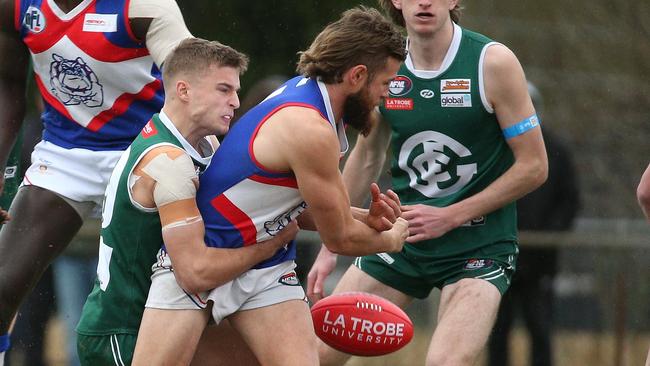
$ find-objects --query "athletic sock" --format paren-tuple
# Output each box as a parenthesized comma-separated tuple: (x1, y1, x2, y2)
(0, 333, 10, 366)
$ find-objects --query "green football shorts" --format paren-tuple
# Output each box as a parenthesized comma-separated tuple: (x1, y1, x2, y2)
(355, 241, 518, 299)
(77, 333, 136, 366)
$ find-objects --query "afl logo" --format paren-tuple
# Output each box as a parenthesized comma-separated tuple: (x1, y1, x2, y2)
(23, 6, 46, 33)
(389, 75, 412, 96)
(420, 89, 435, 99)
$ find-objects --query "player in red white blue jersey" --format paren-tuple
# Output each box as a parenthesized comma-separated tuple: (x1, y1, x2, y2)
(0, 0, 192, 363)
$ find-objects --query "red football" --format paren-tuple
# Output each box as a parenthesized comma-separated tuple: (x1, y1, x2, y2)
(311, 292, 414, 356)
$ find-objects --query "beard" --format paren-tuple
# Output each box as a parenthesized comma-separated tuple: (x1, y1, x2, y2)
(342, 85, 375, 136)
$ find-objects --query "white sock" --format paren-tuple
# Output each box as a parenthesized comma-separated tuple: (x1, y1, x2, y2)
(0, 351, 5, 366)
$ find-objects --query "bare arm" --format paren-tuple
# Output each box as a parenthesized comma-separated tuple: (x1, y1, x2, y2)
(637, 163, 650, 222)
(342, 110, 393, 206)
(0, 0, 29, 195)
(403, 44, 548, 241)
(128, 0, 193, 67)
(263, 107, 407, 256)
(134, 146, 294, 294)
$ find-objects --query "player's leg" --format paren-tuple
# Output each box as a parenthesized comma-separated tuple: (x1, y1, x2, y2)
(0, 185, 83, 334)
(132, 308, 209, 366)
(427, 278, 501, 366)
(228, 299, 318, 366)
(191, 319, 260, 366)
(426, 245, 517, 366)
(318, 265, 413, 366)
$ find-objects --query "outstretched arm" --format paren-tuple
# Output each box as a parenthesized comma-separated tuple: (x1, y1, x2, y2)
(0, 0, 29, 196)
(262, 107, 407, 256)
(402, 44, 548, 242)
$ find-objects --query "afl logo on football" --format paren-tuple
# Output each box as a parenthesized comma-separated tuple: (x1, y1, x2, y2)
(389, 76, 412, 96)
(23, 6, 46, 33)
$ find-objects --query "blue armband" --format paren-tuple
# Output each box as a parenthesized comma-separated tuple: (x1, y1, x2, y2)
(502, 114, 540, 139)
(0, 333, 10, 352)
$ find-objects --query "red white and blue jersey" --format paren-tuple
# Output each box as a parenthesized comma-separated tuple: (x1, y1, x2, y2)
(16, 0, 164, 150)
(197, 76, 348, 269)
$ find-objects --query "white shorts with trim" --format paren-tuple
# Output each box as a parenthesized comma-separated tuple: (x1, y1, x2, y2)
(145, 248, 210, 310)
(22, 141, 123, 218)
(145, 249, 305, 324)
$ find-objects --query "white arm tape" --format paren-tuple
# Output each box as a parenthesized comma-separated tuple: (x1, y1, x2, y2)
(129, 0, 193, 67)
(141, 152, 197, 207)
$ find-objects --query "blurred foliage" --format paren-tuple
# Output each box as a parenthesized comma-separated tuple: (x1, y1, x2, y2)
(177, 0, 650, 219)
(177, 0, 374, 90)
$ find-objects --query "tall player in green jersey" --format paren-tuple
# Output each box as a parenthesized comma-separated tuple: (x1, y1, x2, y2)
(308, 1, 548, 365)
(76, 38, 295, 366)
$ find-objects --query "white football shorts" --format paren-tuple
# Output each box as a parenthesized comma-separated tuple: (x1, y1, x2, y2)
(22, 140, 123, 218)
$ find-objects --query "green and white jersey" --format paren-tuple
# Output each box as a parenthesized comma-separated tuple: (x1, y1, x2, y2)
(379, 24, 517, 260)
(77, 112, 212, 336)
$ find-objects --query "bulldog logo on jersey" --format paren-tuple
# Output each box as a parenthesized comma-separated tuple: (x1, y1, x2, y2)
(389, 76, 413, 96)
(264, 201, 307, 237)
(398, 131, 477, 198)
(49, 54, 104, 108)
(23, 6, 46, 33)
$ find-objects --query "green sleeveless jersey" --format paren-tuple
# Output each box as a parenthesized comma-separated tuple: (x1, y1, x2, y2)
(379, 26, 517, 259)
(77, 113, 207, 336)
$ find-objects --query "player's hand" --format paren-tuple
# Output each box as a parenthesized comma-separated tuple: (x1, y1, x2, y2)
(0, 208, 9, 225)
(367, 183, 402, 232)
(307, 245, 338, 304)
(401, 204, 457, 242)
(381, 217, 409, 252)
(260, 221, 299, 254)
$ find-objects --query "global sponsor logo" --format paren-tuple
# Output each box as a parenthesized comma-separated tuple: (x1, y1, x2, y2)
(24, 6, 46, 33)
(419, 89, 435, 99)
(320, 310, 407, 346)
(388, 75, 412, 96)
(440, 79, 471, 93)
(279, 271, 300, 286)
(464, 259, 493, 270)
(384, 98, 413, 111)
(441, 94, 471, 107)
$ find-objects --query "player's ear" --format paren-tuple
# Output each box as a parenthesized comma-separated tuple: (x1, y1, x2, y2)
(176, 79, 190, 102)
(391, 0, 402, 10)
(346, 65, 368, 89)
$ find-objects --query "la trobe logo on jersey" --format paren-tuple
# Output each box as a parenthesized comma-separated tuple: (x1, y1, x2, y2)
(23, 6, 46, 33)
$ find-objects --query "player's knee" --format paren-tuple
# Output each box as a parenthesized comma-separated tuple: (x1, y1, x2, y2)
(426, 349, 475, 366)
(317, 339, 350, 366)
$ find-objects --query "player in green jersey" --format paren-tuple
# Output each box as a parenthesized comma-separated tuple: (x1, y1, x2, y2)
(0, 139, 20, 226)
(76, 38, 296, 366)
(308, 1, 548, 365)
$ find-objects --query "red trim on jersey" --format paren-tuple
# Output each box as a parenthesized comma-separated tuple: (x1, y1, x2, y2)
(210, 195, 257, 246)
(86, 78, 161, 132)
(249, 174, 298, 189)
(123, 0, 139, 43)
(248, 102, 328, 175)
(14, 0, 20, 31)
(23, 2, 150, 61)
(34, 74, 76, 122)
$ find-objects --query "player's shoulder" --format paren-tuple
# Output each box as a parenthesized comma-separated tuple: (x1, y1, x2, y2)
(139, 144, 187, 167)
(483, 43, 520, 74)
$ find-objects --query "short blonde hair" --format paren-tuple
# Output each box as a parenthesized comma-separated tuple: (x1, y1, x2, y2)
(162, 38, 249, 84)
